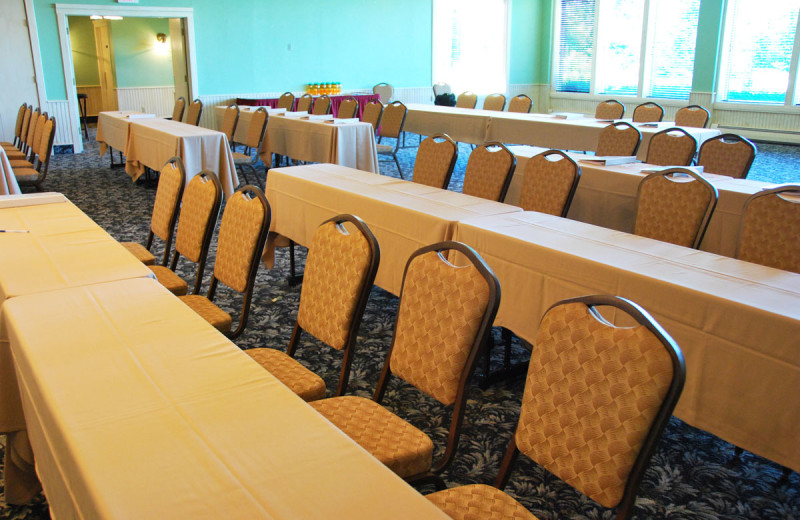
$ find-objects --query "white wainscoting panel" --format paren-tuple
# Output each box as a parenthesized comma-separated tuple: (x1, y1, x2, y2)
(116, 86, 176, 118)
(43, 100, 73, 146)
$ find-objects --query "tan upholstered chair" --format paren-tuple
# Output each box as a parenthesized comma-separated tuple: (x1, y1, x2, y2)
(149, 171, 222, 296)
(9, 111, 47, 168)
(517, 150, 580, 216)
(232, 107, 268, 186)
(632, 102, 664, 123)
(13, 115, 56, 191)
(595, 122, 642, 157)
(120, 157, 185, 266)
(483, 93, 506, 111)
(296, 93, 313, 113)
(312, 95, 332, 115)
(361, 99, 384, 132)
(0, 103, 27, 150)
(736, 185, 800, 273)
(277, 92, 295, 111)
(185, 99, 203, 126)
(220, 104, 240, 144)
(171, 97, 186, 122)
(179, 185, 270, 339)
(246, 215, 380, 400)
(432, 82, 452, 96)
(427, 295, 685, 520)
(337, 96, 359, 119)
(645, 128, 697, 166)
(634, 167, 718, 249)
(697, 133, 756, 179)
(507, 94, 533, 114)
(412, 133, 458, 189)
(6, 107, 38, 161)
(456, 91, 478, 109)
(462, 142, 516, 202)
(310, 241, 500, 487)
(675, 105, 710, 128)
(595, 99, 624, 119)
(377, 101, 408, 178)
(373, 82, 394, 104)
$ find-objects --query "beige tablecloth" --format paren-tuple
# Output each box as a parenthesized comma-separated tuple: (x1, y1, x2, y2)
(214, 105, 268, 143)
(264, 163, 521, 295)
(95, 111, 153, 157)
(404, 104, 494, 144)
(260, 115, 379, 173)
(0, 147, 21, 195)
(124, 118, 238, 197)
(452, 211, 800, 473)
(1, 277, 450, 519)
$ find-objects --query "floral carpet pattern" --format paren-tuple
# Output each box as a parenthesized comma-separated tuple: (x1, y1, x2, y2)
(1, 128, 798, 519)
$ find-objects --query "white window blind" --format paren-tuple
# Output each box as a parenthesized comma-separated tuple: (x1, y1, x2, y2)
(595, 0, 643, 97)
(644, 0, 700, 99)
(553, 0, 594, 93)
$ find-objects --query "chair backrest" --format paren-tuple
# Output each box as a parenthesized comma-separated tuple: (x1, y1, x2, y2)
(412, 133, 458, 189)
(645, 127, 697, 166)
(241, 107, 268, 149)
(502, 295, 684, 519)
(595, 122, 642, 157)
(518, 150, 581, 217)
(221, 104, 239, 142)
(462, 141, 516, 202)
(30, 112, 48, 162)
(337, 97, 359, 119)
(507, 94, 533, 114)
(148, 157, 186, 265)
(736, 185, 800, 273)
(379, 101, 407, 139)
(634, 167, 717, 249)
(209, 185, 271, 339)
(361, 100, 384, 131)
(25, 116, 56, 188)
(432, 82, 452, 97)
(173, 170, 223, 294)
(456, 91, 478, 109)
(312, 95, 332, 115)
(482, 93, 506, 111)
(632, 102, 664, 123)
(12, 103, 27, 145)
(373, 82, 394, 104)
(595, 99, 624, 119)
(697, 133, 756, 179)
(277, 92, 295, 111)
(675, 105, 710, 128)
(18, 105, 33, 150)
(296, 94, 313, 113)
(172, 97, 186, 122)
(24, 107, 40, 154)
(296, 214, 380, 395)
(185, 99, 203, 126)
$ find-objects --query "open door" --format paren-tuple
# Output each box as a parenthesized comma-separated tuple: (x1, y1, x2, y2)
(93, 19, 118, 112)
(169, 18, 190, 108)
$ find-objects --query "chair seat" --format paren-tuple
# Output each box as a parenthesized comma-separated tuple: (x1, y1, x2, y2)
(119, 241, 156, 265)
(232, 152, 253, 164)
(10, 159, 34, 169)
(426, 484, 537, 520)
(309, 396, 433, 478)
(245, 347, 326, 401)
(179, 294, 232, 333)
(376, 144, 394, 154)
(2, 143, 18, 149)
(6, 151, 27, 161)
(13, 168, 41, 184)
(148, 265, 188, 296)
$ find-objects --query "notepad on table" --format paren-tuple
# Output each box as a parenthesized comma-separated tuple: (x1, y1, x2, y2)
(127, 113, 156, 119)
(552, 112, 583, 120)
(579, 156, 639, 166)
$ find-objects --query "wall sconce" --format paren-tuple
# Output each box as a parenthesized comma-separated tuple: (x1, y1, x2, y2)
(155, 32, 169, 54)
(156, 33, 167, 44)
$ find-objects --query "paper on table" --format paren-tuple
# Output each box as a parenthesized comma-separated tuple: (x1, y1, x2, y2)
(266, 108, 286, 114)
(329, 118, 360, 124)
(308, 114, 334, 121)
(640, 165, 705, 175)
(579, 156, 639, 166)
(0, 193, 66, 209)
(126, 114, 156, 119)
(282, 111, 308, 118)
(552, 112, 584, 119)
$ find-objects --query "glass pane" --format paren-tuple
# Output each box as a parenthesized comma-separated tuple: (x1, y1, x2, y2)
(644, 0, 700, 100)
(595, 0, 644, 96)
(553, 0, 595, 93)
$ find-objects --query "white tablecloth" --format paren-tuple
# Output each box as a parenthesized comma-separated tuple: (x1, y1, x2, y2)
(0, 147, 21, 195)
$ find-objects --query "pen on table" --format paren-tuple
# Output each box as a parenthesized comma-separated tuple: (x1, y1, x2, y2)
(0, 230, 30, 233)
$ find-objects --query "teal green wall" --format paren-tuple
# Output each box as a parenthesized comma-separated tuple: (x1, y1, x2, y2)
(693, 0, 724, 92)
(110, 17, 174, 88)
(509, 0, 538, 84)
(68, 16, 99, 85)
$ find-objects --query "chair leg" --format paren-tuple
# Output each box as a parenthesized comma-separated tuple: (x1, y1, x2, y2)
(393, 153, 404, 179)
(480, 328, 529, 388)
(288, 240, 303, 286)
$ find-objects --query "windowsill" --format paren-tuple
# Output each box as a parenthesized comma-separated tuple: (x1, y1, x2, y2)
(711, 102, 800, 114)
(548, 91, 689, 107)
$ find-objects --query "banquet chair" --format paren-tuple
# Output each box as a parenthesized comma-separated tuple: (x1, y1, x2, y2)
(296, 93, 313, 113)
(171, 97, 186, 122)
(220, 104, 240, 145)
(120, 157, 185, 266)
(696, 133, 756, 179)
(9, 112, 47, 168)
(6, 107, 38, 161)
(507, 94, 533, 114)
(309, 241, 500, 487)
(377, 101, 408, 178)
(312, 95, 332, 115)
(634, 167, 717, 249)
(179, 185, 270, 339)
(13, 116, 56, 191)
(149, 171, 222, 296)
(736, 185, 800, 273)
(645, 128, 697, 166)
(185, 99, 203, 126)
(432, 82, 452, 97)
(373, 82, 394, 104)
(632, 101, 664, 123)
(426, 295, 685, 520)
(462, 142, 516, 202)
(675, 105, 710, 128)
(456, 91, 478, 109)
(412, 133, 458, 189)
(594, 99, 625, 120)
(0, 103, 27, 150)
(517, 150, 580, 216)
(361, 99, 384, 131)
(483, 93, 506, 111)
(246, 215, 380, 400)
(337, 96, 359, 119)
(232, 107, 268, 187)
(277, 91, 295, 111)
(595, 122, 642, 157)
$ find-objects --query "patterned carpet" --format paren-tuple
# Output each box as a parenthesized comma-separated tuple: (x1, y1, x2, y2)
(1, 127, 798, 519)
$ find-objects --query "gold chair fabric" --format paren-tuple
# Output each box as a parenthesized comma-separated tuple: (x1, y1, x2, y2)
(675, 105, 710, 128)
(507, 95, 533, 114)
(148, 265, 189, 296)
(594, 100, 624, 119)
(220, 104, 239, 142)
(632, 102, 664, 123)
(213, 190, 267, 293)
(179, 294, 232, 333)
(277, 92, 295, 111)
(697, 134, 756, 179)
(737, 186, 800, 273)
(645, 128, 697, 166)
(361, 100, 383, 131)
(595, 122, 641, 157)
(517, 151, 579, 216)
(426, 484, 536, 520)
(412, 134, 458, 189)
(246, 348, 326, 401)
(337, 97, 359, 119)
(312, 95, 331, 115)
(296, 94, 313, 113)
(185, 99, 203, 126)
(150, 160, 185, 242)
(171, 97, 186, 122)
(120, 242, 155, 265)
(482, 94, 506, 111)
(462, 143, 516, 202)
(456, 92, 478, 109)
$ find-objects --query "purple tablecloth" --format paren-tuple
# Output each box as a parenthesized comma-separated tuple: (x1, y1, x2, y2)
(237, 93, 380, 119)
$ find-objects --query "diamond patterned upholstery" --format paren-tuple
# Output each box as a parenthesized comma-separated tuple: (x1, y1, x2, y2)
(595, 123, 641, 157)
(220, 104, 239, 142)
(277, 92, 295, 111)
(675, 105, 710, 128)
(148, 265, 188, 296)
(214, 190, 267, 293)
(361, 101, 383, 131)
(380, 101, 407, 139)
(645, 128, 697, 166)
(412, 134, 458, 189)
(507, 95, 532, 114)
(482, 94, 506, 111)
(462, 143, 515, 202)
(171, 97, 185, 122)
(632, 102, 664, 123)
(178, 294, 231, 333)
(246, 348, 325, 401)
(296, 94, 313, 113)
(697, 134, 756, 179)
(426, 484, 536, 520)
(737, 186, 800, 273)
(456, 92, 478, 109)
(594, 100, 624, 119)
(517, 150, 579, 216)
(175, 173, 221, 264)
(337, 97, 358, 119)
(312, 95, 332, 115)
(121, 242, 156, 265)
(185, 99, 203, 126)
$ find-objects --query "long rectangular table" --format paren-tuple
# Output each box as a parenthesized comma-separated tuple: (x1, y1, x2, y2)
(264, 163, 521, 295)
(1, 277, 450, 519)
(214, 105, 270, 143)
(451, 211, 800, 473)
(1, 147, 21, 195)
(237, 92, 380, 119)
(95, 110, 146, 157)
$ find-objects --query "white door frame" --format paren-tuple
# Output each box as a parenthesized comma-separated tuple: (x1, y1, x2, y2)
(32, 3, 198, 153)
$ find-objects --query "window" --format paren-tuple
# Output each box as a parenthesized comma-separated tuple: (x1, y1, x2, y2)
(432, 0, 508, 95)
(553, 0, 700, 100)
(718, 0, 800, 105)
